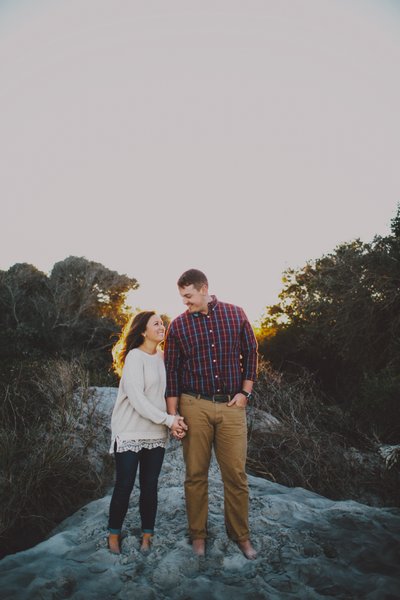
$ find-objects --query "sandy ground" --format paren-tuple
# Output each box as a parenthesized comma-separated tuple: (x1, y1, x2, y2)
(1, 388, 399, 600)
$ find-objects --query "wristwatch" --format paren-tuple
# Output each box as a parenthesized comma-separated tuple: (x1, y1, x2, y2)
(241, 389, 253, 401)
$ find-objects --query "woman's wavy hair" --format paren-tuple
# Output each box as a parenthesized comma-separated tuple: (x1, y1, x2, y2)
(112, 311, 156, 377)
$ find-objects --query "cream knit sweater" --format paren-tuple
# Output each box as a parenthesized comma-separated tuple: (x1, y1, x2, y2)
(109, 348, 175, 453)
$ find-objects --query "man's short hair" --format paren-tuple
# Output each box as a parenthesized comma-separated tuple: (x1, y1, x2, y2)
(177, 269, 208, 290)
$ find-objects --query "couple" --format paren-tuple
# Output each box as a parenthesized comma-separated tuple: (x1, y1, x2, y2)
(107, 269, 258, 560)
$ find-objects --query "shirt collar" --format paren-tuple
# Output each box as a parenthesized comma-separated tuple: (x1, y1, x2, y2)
(208, 295, 218, 311)
(192, 295, 218, 317)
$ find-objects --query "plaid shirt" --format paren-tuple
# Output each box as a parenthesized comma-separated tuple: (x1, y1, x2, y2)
(164, 296, 258, 397)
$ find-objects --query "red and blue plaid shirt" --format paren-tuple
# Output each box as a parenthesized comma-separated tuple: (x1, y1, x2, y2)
(164, 296, 258, 397)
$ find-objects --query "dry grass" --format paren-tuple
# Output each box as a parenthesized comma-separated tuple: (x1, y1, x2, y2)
(247, 360, 400, 506)
(0, 359, 113, 558)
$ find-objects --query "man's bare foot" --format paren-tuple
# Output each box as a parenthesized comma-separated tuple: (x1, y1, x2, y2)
(107, 533, 121, 554)
(140, 533, 153, 553)
(192, 538, 206, 556)
(237, 539, 257, 560)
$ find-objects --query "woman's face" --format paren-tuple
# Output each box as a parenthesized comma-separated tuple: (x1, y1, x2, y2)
(145, 314, 165, 343)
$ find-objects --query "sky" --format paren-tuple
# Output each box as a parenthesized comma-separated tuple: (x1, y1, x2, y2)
(1, 0, 399, 324)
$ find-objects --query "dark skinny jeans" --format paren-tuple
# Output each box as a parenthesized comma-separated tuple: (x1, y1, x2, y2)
(108, 445, 165, 534)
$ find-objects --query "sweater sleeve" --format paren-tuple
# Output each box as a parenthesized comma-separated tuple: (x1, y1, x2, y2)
(123, 352, 175, 428)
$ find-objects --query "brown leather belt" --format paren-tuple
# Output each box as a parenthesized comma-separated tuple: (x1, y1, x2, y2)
(183, 391, 233, 403)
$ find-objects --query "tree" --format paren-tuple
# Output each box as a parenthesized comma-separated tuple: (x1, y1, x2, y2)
(0, 257, 139, 377)
(48, 256, 139, 370)
(390, 202, 400, 238)
(0, 264, 54, 358)
(50, 256, 138, 328)
(258, 206, 400, 440)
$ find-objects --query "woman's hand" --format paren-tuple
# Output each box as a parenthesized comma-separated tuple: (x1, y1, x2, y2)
(170, 415, 188, 439)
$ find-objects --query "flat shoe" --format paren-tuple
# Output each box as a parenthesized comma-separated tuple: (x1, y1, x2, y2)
(140, 534, 153, 553)
(107, 534, 121, 554)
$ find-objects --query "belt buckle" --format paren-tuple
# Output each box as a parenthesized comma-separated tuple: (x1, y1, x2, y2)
(212, 394, 228, 403)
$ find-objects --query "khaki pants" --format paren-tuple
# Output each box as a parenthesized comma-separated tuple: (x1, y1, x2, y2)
(179, 393, 249, 542)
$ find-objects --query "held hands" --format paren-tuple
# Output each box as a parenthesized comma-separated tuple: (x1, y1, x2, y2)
(170, 415, 188, 440)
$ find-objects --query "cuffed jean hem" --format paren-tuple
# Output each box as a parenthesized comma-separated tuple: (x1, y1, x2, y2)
(189, 533, 207, 540)
(108, 528, 121, 534)
(229, 533, 250, 543)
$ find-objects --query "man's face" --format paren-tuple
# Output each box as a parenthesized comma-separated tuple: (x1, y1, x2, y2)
(179, 284, 209, 313)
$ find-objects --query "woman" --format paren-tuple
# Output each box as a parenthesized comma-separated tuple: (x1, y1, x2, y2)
(107, 311, 187, 554)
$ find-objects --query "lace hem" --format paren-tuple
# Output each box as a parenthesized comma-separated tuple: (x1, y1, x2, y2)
(115, 438, 167, 453)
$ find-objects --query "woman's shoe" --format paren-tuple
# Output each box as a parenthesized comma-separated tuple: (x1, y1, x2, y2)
(107, 533, 121, 554)
(140, 533, 153, 553)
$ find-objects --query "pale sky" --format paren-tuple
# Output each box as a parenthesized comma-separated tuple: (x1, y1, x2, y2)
(1, 0, 399, 324)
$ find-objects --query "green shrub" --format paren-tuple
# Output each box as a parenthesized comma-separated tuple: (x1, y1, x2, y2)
(352, 367, 400, 442)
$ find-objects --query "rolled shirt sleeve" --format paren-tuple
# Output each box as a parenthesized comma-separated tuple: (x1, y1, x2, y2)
(240, 310, 258, 382)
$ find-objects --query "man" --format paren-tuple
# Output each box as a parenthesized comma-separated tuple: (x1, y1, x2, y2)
(164, 269, 258, 559)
